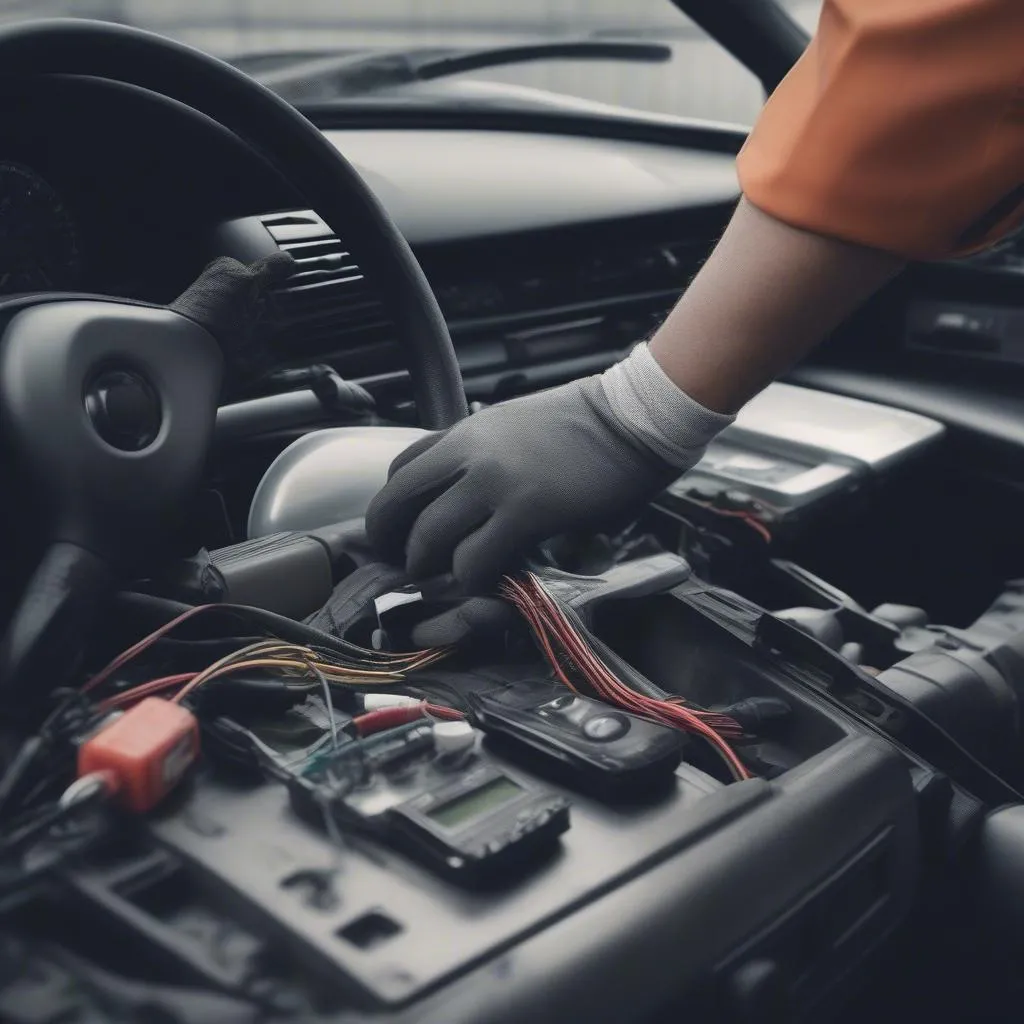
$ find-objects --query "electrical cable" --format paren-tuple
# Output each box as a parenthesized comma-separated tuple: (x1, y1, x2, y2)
(502, 573, 750, 781)
(306, 656, 339, 753)
(83, 604, 217, 692)
(98, 638, 450, 714)
(687, 498, 773, 544)
(85, 603, 450, 698)
(98, 673, 195, 711)
(351, 702, 464, 737)
(0, 690, 108, 822)
(0, 782, 115, 913)
(530, 582, 748, 778)
(0, 773, 111, 858)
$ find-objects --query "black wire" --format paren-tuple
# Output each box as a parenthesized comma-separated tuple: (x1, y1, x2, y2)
(0, 778, 112, 856)
(0, 688, 105, 823)
(0, 802, 69, 855)
(0, 736, 49, 821)
(399, 677, 473, 714)
(114, 591, 403, 662)
(0, 794, 112, 916)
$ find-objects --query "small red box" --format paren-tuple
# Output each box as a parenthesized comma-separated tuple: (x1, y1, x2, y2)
(78, 698, 199, 813)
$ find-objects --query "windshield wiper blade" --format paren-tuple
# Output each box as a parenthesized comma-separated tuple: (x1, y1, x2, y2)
(252, 39, 672, 102)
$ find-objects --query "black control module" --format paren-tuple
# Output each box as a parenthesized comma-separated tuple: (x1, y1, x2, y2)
(468, 680, 686, 798)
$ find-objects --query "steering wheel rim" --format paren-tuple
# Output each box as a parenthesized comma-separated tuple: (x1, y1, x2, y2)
(0, 17, 468, 430)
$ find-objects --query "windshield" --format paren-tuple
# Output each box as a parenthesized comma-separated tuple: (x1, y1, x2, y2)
(1, 0, 821, 125)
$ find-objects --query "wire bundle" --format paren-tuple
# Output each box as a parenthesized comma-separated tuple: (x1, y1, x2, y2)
(501, 573, 751, 781)
(85, 605, 449, 711)
(0, 775, 112, 910)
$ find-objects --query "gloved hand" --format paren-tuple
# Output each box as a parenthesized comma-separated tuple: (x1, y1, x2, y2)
(406, 594, 517, 649)
(366, 344, 734, 594)
(169, 252, 296, 396)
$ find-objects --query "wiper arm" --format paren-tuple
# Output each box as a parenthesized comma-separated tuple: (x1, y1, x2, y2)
(253, 39, 672, 102)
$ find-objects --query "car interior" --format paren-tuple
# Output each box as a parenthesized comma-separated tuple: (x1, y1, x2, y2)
(3, 5, 1024, 1023)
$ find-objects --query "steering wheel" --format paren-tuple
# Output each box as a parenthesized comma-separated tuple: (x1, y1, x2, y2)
(0, 19, 467, 709)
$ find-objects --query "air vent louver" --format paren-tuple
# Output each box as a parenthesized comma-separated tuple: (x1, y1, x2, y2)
(261, 210, 392, 357)
(429, 237, 710, 323)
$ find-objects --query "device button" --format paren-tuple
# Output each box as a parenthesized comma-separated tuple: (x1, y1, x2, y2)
(582, 714, 629, 741)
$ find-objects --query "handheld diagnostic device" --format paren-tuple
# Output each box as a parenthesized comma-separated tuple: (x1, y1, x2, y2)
(287, 721, 570, 884)
(468, 681, 686, 797)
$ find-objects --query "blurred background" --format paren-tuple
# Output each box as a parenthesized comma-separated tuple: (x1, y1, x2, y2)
(1, 0, 821, 124)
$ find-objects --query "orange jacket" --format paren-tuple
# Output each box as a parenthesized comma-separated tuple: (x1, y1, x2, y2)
(737, 0, 1024, 259)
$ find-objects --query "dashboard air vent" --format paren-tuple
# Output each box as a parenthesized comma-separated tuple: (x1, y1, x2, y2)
(261, 210, 392, 357)
(429, 236, 712, 324)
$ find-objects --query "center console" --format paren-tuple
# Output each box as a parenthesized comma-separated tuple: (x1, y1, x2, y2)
(24, 382, 1019, 1023)
(49, 561, 922, 1024)
(651, 384, 1024, 792)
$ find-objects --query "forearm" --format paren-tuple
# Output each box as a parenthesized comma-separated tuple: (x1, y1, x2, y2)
(647, 198, 905, 415)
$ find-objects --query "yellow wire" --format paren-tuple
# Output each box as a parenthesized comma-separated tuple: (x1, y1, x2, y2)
(161, 635, 450, 705)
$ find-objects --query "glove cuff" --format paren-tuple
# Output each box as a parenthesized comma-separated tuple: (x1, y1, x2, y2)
(599, 343, 735, 469)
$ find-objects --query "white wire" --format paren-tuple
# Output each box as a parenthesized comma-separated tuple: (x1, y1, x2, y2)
(59, 772, 112, 809)
(304, 656, 349, 867)
(307, 659, 339, 752)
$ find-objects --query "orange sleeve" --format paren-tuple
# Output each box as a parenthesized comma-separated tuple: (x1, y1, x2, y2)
(736, 0, 1024, 260)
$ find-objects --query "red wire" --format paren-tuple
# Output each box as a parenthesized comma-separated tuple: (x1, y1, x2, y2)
(352, 702, 465, 736)
(694, 503, 772, 544)
(98, 673, 196, 711)
(426, 703, 466, 722)
(353, 704, 427, 735)
(506, 575, 751, 782)
(737, 514, 772, 545)
(84, 605, 217, 694)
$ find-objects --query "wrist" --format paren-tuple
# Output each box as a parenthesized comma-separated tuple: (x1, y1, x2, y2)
(599, 343, 734, 469)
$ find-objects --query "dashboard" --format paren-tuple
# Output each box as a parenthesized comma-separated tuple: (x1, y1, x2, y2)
(5, 71, 1023, 489)
(5, 55, 1024, 1024)
(0, 75, 739, 397)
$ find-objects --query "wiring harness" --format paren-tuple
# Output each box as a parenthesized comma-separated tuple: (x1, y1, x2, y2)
(84, 586, 752, 783)
(502, 572, 751, 781)
(0, 573, 763, 931)
(83, 603, 451, 712)
(0, 572, 757, 851)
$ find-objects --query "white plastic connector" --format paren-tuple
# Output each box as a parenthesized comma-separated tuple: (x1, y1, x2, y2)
(433, 721, 476, 756)
(362, 693, 421, 711)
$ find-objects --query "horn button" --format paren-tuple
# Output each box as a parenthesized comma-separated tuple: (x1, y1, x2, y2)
(0, 299, 223, 559)
(84, 367, 162, 452)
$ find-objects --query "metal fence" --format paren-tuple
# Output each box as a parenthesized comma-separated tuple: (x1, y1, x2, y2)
(1, 0, 821, 125)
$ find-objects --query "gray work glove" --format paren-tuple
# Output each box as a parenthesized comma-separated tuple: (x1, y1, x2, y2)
(366, 344, 735, 596)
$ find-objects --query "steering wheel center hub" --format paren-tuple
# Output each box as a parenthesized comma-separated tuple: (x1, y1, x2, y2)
(84, 367, 162, 452)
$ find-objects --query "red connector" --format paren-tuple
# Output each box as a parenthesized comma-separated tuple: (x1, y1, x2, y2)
(78, 697, 199, 813)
